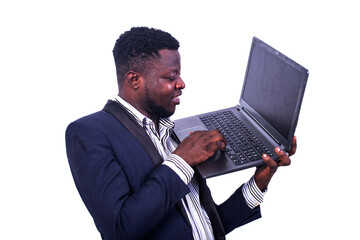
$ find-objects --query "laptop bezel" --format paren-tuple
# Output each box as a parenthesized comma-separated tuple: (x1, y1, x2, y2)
(239, 37, 309, 152)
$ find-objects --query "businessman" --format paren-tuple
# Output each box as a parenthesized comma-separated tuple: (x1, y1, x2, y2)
(65, 27, 296, 240)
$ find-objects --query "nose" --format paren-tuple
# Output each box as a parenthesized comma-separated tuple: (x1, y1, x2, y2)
(175, 76, 185, 89)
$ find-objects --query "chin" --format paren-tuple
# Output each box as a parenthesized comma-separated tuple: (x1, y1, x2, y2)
(163, 108, 176, 118)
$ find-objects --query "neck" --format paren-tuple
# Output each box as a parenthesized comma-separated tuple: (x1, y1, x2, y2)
(118, 93, 159, 128)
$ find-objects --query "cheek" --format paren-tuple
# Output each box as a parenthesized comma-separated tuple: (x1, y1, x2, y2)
(147, 80, 175, 101)
(164, 83, 174, 94)
(157, 83, 174, 98)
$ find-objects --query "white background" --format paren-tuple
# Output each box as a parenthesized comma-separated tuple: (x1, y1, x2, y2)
(1, 0, 359, 239)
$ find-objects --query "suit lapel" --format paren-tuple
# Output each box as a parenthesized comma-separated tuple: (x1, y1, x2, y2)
(195, 171, 226, 240)
(102, 100, 163, 167)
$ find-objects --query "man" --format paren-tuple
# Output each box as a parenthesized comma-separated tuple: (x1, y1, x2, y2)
(65, 27, 296, 240)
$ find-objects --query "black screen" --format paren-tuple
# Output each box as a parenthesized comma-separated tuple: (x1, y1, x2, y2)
(242, 41, 306, 140)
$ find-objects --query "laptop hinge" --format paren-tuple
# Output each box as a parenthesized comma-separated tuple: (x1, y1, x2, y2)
(242, 107, 281, 145)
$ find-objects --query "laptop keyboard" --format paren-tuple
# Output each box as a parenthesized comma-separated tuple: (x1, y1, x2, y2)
(199, 110, 273, 165)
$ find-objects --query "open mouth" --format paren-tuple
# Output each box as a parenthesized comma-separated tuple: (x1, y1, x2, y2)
(171, 96, 181, 104)
(172, 97, 180, 104)
(172, 92, 182, 104)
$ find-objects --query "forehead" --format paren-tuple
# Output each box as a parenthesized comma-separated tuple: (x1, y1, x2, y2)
(156, 49, 181, 70)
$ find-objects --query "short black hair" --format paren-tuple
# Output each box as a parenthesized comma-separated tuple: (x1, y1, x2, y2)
(113, 27, 180, 85)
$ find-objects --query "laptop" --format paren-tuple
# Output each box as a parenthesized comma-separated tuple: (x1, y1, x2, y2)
(173, 37, 309, 178)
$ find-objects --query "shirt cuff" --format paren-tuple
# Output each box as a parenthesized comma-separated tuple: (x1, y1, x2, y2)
(242, 176, 266, 209)
(162, 154, 194, 185)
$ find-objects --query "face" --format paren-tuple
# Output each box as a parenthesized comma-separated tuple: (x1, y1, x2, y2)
(141, 49, 185, 120)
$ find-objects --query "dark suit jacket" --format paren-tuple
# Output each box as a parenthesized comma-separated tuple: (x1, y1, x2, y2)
(65, 100, 261, 240)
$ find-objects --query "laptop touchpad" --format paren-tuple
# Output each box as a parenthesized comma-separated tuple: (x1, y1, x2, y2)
(176, 126, 205, 141)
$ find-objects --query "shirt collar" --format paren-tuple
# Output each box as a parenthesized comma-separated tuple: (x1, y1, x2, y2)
(115, 95, 175, 130)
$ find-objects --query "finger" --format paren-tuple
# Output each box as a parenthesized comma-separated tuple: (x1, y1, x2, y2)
(205, 129, 226, 143)
(197, 130, 227, 154)
(275, 147, 291, 166)
(217, 140, 226, 151)
(262, 153, 278, 170)
(187, 130, 207, 139)
(208, 129, 224, 136)
(289, 136, 297, 156)
(206, 139, 226, 154)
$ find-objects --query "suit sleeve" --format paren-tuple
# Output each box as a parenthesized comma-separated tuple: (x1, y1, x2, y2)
(216, 184, 262, 235)
(65, 120, 190, 239)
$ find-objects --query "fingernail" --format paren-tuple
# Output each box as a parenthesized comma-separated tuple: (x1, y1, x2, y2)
(275, 147, 281, 153)
(263, 154, 268, 159)
(189, 131, 193, 135)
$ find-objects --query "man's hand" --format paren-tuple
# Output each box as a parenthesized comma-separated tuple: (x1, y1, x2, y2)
(173, 130, 226, 166)
(254, 136, 297, 192)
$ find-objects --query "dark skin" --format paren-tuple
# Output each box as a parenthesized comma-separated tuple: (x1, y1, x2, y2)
(255, 136, 296, 191)
(119, 49, 296, 192)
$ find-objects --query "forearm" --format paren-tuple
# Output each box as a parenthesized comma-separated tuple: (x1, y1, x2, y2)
(162, 153, 194, 184)
(216, 180, 262, 234)
(110, 166, 190, 239)
(71, 156, 189, 239)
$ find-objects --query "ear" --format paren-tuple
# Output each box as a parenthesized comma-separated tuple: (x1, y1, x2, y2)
(125, 71, 142, 90)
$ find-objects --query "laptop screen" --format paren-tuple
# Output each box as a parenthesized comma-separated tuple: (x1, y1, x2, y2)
(241, 38, 308, 142)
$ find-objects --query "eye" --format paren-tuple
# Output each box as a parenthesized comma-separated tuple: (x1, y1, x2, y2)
(165, 75, 177, 81)
(163, 71, 180, 81)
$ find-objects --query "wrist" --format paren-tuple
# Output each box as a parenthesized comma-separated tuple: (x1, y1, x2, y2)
(254, 176, 268, 193)
(242, 176, 266, 209)
(163, 154, 194, 184)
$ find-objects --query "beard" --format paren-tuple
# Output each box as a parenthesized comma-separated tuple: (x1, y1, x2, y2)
(144, 87, 174, 119)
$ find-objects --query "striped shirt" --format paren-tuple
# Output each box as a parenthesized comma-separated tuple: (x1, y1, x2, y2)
(115, 96, 265, 239)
